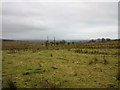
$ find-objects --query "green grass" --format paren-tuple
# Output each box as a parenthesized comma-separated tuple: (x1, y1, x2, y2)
(2, 49, 119, 88)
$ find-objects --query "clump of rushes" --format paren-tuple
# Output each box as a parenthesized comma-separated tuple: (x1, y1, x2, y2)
(116, 71, 120, 81)
(38, 62, 43, 67)
(6, 77, 17, 89)
(68, 48, 71, 51)
(74, 49, 82, 53)
(89, 60, 93, 65)
(117, 61, 120, 81)
(94, 57, 98, 64)
(51, 53, 53, 57)
(103, 56, 109, 65)
(89, 57, 98, 65)
(74, 71, 78, 76)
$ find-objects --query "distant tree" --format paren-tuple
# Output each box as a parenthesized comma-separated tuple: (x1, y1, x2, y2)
(62, 40, 66, 44)
(45, 36, 49, 46)
(67, 42, 70, 45)
(45, 41, 48, 47)
(72, 42, 74, 44)
(59, 41, 62, 44)
(97, 38, 101, 42)
(56, 42, 59, 46)
(50, 42, 53, 46)
(54, 37, 56, 46)
(101, 38, 105, 42)
(90, 39, 95, 42)
(106, 38, 111, 41)
(60, 40, 66, 45)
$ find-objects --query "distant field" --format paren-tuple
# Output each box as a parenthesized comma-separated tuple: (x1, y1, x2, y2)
(2, 40, 120, 88)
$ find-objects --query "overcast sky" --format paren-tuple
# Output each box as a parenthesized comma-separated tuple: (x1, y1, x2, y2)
(2, 2, 118, 40)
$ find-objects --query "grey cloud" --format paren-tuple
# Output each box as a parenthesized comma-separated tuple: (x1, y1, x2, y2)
(2, 2, 118, 40)
(2, 22, 48, 33)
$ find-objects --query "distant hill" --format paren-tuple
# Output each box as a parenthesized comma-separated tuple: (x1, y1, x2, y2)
(0, 39, 14, 41)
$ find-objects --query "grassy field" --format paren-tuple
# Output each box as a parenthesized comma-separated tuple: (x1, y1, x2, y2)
(2, 40, 119, 88)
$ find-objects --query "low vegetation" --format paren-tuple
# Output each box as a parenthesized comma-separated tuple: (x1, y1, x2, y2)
(2, 40, 119, 88)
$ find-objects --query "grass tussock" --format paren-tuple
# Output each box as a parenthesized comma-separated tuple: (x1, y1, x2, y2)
(116, 72, 120, 81)
(43, 79, 58, 88)
(89, 60, 94, 65)
(22, 69, 43, 75)
(89, 57, 98, 65)
(51, 53, 53, 57)
(5, 77, 17, 89)
(103, 56, 109, 65)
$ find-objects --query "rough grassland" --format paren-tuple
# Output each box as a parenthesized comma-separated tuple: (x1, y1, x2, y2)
(2, 49, 118, 88)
